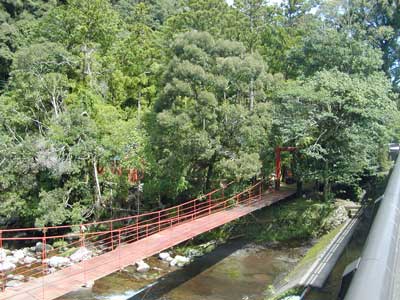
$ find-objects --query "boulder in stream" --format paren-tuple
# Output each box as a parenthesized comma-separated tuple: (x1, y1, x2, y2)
(0, 249, 9, 262)
(48, 256, 71, 268)
(136, 260, 150, 273)
(159, 252, 172, 261)
(6, 280, 21, 288)
(23, 256, 37, 265)
(70, 247, 92, 263)
(170, 255, 190, 267)
(0, 261, 16, 272)
(12, 250, 25, 262)
(35, 242, 53, 253)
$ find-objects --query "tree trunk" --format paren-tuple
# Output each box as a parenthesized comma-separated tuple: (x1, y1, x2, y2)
(51, 96, 59, 118)
(323, 160, 331, 201)
(93, 160, 102, 213)
(205, 155, 217, 192)
(323, 180, 331, 202)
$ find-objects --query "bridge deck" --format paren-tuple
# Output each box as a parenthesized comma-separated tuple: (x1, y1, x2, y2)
(2, 190, 294, 300)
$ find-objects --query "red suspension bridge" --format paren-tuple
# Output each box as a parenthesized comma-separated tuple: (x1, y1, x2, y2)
(0, 181, 295, 300)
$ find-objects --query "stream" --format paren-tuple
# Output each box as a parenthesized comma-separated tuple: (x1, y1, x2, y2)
(57, 240, 307, 300)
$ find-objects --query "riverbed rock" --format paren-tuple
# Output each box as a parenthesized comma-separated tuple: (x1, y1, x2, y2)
(0, 261, 16, 272)
(5, 256, 19, 265)
(170, 255, 190, 267)
(48, 256, 71, 268)
(46, 267, 57, 274)
(185, 248, 203, 258)
(282, 296, 301, 300)
(23, 256, 37, 265)
(136, 260, 150, 273)
(0, 249, 8, 262)
(70, 247, 92, 263)
(7, 274, 24, 281)
(159, 252, 172, 261)
(82, 280, 94, 288)
(13, 250, 25, 261)
(6, 280, 22, 288)
(35, 242, 53, 253)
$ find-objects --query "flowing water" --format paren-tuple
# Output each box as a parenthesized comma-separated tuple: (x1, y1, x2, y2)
(57, 240, 306, 300)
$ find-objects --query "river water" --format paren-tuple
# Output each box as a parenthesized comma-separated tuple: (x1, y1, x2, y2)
(57, 240, 306, 300)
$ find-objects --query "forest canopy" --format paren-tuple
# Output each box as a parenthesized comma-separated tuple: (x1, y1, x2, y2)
(0, 0, 399, 227)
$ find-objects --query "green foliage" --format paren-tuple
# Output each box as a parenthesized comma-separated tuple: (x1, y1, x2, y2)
(238, 197, 335, 242)
(275, 70, 397, 199)
(287, 28, 384, 77)
(149, 31, 272, 200)
(0, 0, 399, 228)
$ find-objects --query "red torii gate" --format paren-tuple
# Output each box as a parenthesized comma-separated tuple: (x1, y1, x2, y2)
(275, 146, 297, 190)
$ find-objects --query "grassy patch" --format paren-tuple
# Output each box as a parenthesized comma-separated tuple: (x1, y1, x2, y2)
(233, 197, 335, 243)
(288, 223, 345, 281)
(59, 247, 78, 257)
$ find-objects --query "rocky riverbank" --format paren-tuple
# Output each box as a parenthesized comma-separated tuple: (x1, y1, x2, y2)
(0, 238, 220, 291)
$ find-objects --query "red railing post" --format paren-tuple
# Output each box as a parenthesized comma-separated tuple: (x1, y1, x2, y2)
(42, 228, 47, 277)
(118, 229, 121, 271)
(208, 194, 212, 214)
(146, 224, 149, 237)
(248, 190, 252, 205)
(0, 230, 3, 250)
(110, 222, 114, 250)
(158, 211, 161, 232)
(177, 206, 180, 223)
(136, 216, 139, 241)
(80, 225, 85, 248)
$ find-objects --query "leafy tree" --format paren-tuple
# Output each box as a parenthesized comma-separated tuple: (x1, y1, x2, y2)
(275, 70, 398, 200)
(319, 0, 400, 87)
(287, 27, 383, 78)
(149, 31, 272, 201)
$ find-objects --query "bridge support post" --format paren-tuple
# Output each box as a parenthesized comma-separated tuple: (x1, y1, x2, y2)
(208, 194, 212, 215)
(158, 211, 161, 232)
(80, 225, 86, 248)
(118, 229, 121, 271)
(110, 223, 114, 250)
(136, 216, 139, 241)
(41, 228, 47, 300)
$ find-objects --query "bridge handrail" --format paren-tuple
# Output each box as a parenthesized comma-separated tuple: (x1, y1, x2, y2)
(0, 180, 266, 292)
(0, 181, 236, 235)
(344, 156, 400, 300)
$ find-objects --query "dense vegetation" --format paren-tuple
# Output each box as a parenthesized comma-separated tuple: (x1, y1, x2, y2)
(0, 0, 399, 228)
